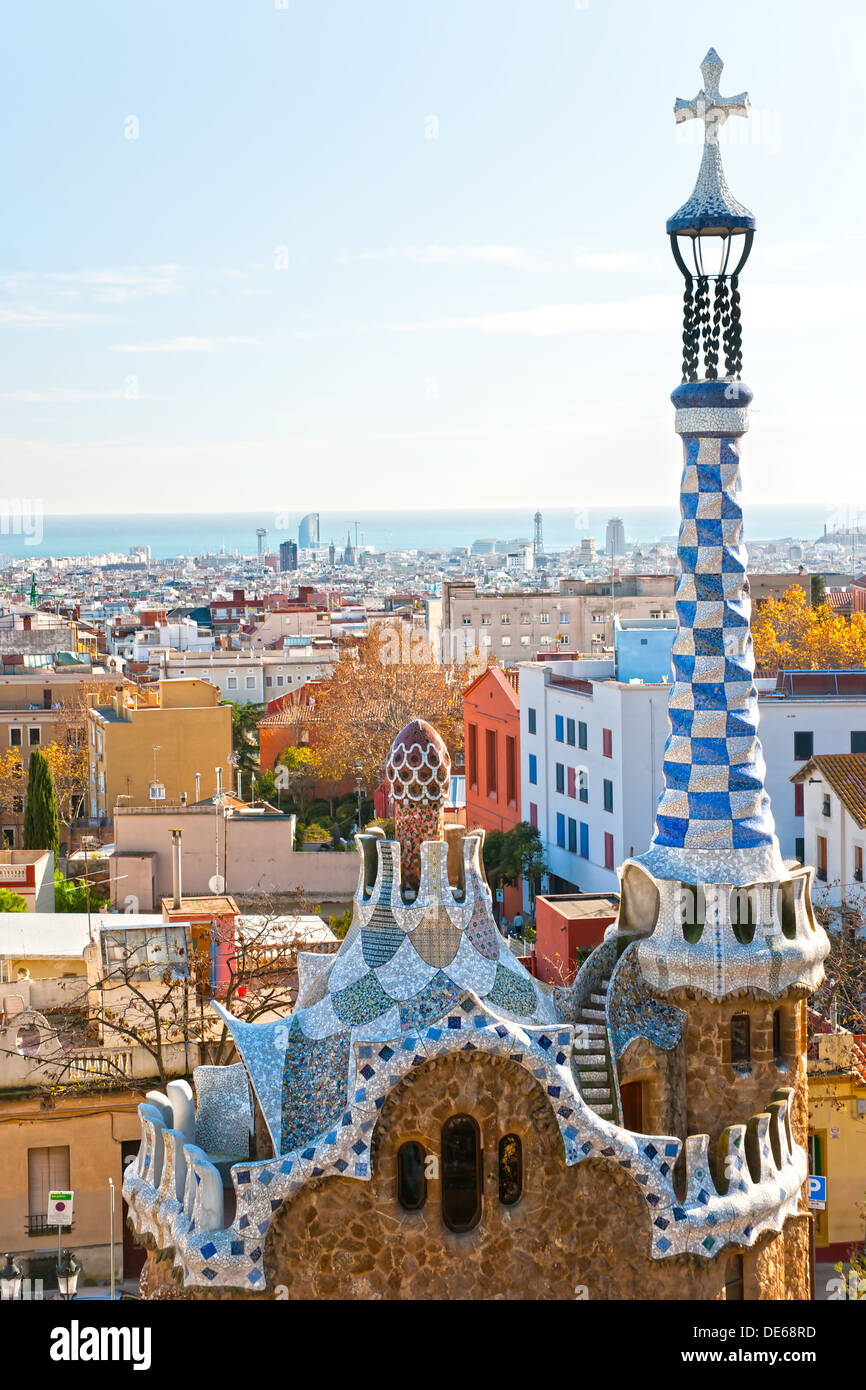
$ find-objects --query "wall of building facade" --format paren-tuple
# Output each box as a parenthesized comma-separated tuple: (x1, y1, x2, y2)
(137, 1050, 811, 1301)
(519, 663, 866, 896)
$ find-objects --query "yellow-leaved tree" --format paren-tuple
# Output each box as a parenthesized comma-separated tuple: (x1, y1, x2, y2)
(752, 584, 866, 671)
(311, 626, 482, 787)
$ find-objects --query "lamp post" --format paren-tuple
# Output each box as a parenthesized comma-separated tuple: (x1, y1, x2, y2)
(355, 767, 364, 834)
(56, 1249, 81, 1301)
(0, 1253, 22, 1301)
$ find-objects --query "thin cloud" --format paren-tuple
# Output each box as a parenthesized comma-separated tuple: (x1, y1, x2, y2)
(294, 281, 866, 339)
(0, 305, 112, 327)
(2, 265, 182, 303)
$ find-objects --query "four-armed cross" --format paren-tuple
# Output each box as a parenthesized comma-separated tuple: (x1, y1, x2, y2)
(674, 48, 749, 143)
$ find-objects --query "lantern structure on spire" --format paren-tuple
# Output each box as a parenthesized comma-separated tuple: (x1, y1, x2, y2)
(668, 50, 755, 383)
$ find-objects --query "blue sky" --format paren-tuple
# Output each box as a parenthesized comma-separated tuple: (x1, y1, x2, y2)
(1, 0, 863, 522)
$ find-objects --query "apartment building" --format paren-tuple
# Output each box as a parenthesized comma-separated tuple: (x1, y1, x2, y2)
(0, 911, 200, 1290)
(0, 668, 126, 847)
(154, 644, 338, 705)
(791, 752, 866, 907)
(520, 656, 866, 897)
(443, 573, 812, 665)
(442, 577, 676, 661)
(86, 679, 233, 820)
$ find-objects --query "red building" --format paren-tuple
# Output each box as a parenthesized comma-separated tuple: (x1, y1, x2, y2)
(463, 666, 522, 919)
(534, 893, 619, 986)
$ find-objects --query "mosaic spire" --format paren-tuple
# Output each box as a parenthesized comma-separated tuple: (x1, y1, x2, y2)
(639, 52, 785, 889)
(385, 718, 451, 889)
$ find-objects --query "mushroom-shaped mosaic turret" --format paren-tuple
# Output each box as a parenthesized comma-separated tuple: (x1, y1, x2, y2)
(386, 718, 451, 890)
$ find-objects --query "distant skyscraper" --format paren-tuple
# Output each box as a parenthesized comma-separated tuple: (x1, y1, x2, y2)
(606, 517, 626, 558)
(256, 527, 268, 563)
(328, 541, 336, 566)
(298, 513, 320, 548)
(279, 540, 298, 572)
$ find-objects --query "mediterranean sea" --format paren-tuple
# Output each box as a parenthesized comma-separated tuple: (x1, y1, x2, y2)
(0, 504, 834, 561)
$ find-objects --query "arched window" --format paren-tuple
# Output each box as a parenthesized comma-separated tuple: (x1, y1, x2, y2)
(724, 1254, 744, 1301)
(397, 1141, 427, 1211)
(498, 1134, 522, 1206)
(730, 1013, 751, 1071)
(441, 1115, 482, 1232)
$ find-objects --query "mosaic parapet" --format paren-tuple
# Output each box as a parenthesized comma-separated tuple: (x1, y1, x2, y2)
(123, 1009, 809, 1291)
(602, 855, 829, 999)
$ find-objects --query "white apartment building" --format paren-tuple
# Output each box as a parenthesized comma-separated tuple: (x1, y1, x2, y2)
(520, 660, 866, 898)
(111, 618, 215, 665)
(792, 753, 866, 909)
(155, 645, 338, 704)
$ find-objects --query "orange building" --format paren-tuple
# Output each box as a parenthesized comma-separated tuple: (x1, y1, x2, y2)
(463, 666, 522, 920)
(534, 892, 618, 986)
(257, 682, 352, 802)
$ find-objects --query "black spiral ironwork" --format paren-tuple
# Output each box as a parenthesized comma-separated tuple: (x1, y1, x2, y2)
(726, 274, 743, 378)
(677, 272, 744, 383)
(681, 276, 699, 382)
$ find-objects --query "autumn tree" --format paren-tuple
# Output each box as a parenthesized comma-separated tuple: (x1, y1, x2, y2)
(311, 626, 477, 787)
(274, 745, 317, 816)
(41, 740, 89, 824)
(0, 748, 24, 820)
(752, 584, 866, 672)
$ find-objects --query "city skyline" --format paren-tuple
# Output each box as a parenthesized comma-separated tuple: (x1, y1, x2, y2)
(1, 0, 863, 514)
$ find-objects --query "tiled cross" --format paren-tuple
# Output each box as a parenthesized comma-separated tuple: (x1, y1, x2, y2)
(674, 49, 749, 143)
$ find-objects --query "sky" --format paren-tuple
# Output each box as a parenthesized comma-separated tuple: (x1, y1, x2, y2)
(1, 0, 864, 523)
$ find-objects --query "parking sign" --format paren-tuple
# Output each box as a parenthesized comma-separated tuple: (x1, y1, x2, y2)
(808, 1175, 826, 1210)
(48, 1191, 74, 1226)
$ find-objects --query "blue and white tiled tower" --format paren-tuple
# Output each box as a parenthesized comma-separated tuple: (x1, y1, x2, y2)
(622, 51, 828, 997)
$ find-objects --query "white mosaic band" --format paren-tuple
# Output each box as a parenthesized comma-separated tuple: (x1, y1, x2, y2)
(675, 407, 750, 435)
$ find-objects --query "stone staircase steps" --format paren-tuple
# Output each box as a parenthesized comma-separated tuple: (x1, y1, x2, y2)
(574, 975, 618, 1122)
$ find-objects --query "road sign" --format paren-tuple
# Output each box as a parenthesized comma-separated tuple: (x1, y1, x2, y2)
(808, 1175, 826, 1210)
(48, 1191, 74, 1227)
(495, 888, 504, 903)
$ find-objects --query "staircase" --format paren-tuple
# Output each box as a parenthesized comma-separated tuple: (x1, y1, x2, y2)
(573, 973, 617, 1120)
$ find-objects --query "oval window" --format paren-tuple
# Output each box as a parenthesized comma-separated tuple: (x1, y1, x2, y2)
(441, 1114, 482, 1233)
(397, 1141, 427, 1212)
(16, 1024, 41, 1057)
(498, 1134, 522, 1206)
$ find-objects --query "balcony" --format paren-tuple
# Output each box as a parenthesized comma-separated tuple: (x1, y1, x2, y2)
(26, 1214, 71, 1237)
(66, 1046, 134, 1082)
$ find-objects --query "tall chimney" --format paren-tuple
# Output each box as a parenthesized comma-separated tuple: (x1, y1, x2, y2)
(236, 769, 242, 799)
(170, 828, 183, 910)
(215, 766, 223, 798)
(195, 772, 201, 801)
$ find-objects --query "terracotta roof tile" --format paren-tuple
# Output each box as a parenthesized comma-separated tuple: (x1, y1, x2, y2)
(791, 753, 866, 829)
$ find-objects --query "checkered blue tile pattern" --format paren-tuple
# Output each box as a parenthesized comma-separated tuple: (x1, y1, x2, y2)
(651, 400, 779, 861)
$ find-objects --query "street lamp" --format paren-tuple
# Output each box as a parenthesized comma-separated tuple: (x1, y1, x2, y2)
(355, 765, 364, 834)
(0, 1253, 22, 1301)
(56, 1249, 82, 1301)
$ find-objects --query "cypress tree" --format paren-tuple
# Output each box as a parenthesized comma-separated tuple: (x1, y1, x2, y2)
(23, 749, 59, 854)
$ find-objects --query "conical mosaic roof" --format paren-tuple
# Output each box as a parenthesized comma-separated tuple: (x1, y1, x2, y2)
(214, 721, 554, 1156)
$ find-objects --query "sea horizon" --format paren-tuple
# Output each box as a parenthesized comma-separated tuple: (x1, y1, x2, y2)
(0, 503, 844, 562)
